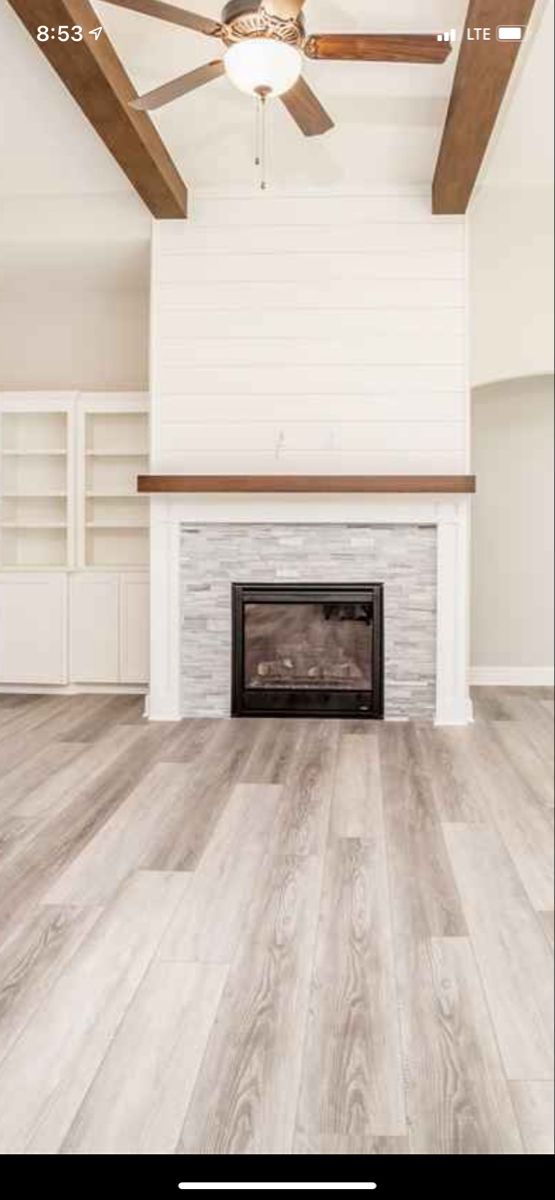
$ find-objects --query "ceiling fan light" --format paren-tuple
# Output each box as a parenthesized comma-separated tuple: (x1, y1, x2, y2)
(224, 38, 302, 97)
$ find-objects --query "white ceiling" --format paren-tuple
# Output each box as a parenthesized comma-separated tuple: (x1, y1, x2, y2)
(2, 0, 552, 199)
(1, 0, 472, 194)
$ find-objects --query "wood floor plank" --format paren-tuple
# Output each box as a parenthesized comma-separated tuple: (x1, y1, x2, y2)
(0, 698, 81, 774)
(61, 960, 227, 1155)
(0, 904, 101, 1063)
(331, 731, 382, 838)
(295, 837, 406, 1144)
(510, 1081, 554, 1155)
(379, 723, 467, 940)
(0, 727, 171, 938)
(155, 717, 217, 764)
(45, 762, 196, 906)
(490, 720, 554, 809)
(0, 696, 67, 745)
(502, 694, 554, 765)
(274, 719, 340, 857)
(153, 718, 269, 871)
(240, 718, 308, 785)
(13, 726, 143, 821)
(159, 783, 283, 964)
(470, 688, 514, 722)
(538, 910, 554, 952)
(176, 850, 326, 1155)
(0, 742, 87, 821)
(443, 824, 554, 1081)
(415, 725, 487, 824)
(294, 1134, 409, 1154)
(0, 870, 188, 1154)
(59, 694, 145, 742)
(399, 937, 523, 1154)
(444, 724, 554, 911)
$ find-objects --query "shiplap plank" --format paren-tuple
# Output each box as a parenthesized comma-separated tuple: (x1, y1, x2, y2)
(154, 451, 467, 475)
(157, 364, 466, 396)
(160, 394, 467, 425)
(158, 307, 466, 341)
(157, 251, 465, 285)
(159, 221, 464, 256)
(158, 334, 464, 369)
(157, 422, 465, 454)
(181, 195, 460, 226)
(157, 279, 465, 311)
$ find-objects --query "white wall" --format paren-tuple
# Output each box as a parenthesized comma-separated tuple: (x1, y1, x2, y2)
(471, 375, 554, 682)
(0, 289, 148, 392)
(469, 185, 554, 388)
(0, 195, 150, 391)
(151, 192, 468, 475)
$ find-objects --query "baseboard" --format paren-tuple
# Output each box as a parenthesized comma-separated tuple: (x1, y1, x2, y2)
(0, 684, 148, 696)
(469, 667, 555, 687)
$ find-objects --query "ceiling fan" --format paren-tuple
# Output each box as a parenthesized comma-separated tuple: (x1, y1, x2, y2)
(101, 0, 452, 136)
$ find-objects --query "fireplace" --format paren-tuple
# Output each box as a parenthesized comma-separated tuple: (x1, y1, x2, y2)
(231, 583, 384, 719)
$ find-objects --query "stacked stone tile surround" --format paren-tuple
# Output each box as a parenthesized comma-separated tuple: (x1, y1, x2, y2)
(179, 523, 437, 719)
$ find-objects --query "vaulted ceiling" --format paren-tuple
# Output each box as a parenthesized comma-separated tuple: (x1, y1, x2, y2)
(2, 1, 471, 194)
(0, 0, 552, 202)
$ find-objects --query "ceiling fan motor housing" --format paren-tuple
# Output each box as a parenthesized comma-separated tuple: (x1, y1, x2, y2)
(221, 1, 305, 47)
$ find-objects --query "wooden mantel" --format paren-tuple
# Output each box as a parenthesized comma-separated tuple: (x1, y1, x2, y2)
(137, 475, 476, 495)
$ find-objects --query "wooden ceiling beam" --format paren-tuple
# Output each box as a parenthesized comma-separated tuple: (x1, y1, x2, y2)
(433, 1, 537, 214)
(8, 0, 188, 217)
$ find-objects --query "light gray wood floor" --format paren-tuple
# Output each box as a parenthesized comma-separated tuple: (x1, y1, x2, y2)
(0, 688, 552, 1155)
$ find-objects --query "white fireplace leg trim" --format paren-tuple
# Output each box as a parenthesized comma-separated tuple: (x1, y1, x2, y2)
(146, 500, 181, 721)
(435, 502, 473, 725)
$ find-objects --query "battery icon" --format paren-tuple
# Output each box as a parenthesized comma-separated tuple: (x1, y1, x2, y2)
(497, 25, 525, 41)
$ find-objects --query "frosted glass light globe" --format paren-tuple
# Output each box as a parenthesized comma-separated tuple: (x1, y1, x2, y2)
(224, 38, 302, 97)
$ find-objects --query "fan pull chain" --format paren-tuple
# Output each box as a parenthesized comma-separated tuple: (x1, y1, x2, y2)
(254, 87, 270, 191)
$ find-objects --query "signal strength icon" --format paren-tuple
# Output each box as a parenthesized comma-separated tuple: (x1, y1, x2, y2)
(437, 29, 457, 43)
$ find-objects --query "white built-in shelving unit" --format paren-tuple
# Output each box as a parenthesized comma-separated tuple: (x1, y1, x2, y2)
(81, 402, 149, 569)
(0, 393, 149, 688)
(0, 405, 71, 569)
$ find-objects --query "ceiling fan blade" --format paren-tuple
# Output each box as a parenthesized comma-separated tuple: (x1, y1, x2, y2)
(280, 77, 334, 137)
(100, 0, 223, 38)
(304, 34, 452, 64)
(130, 60, 225, 111)
(261, 2, 306, 18)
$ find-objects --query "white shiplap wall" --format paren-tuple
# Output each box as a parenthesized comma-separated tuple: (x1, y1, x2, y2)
(150, 193, 468, 475)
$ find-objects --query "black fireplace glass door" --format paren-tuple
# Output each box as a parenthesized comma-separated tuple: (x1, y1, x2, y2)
(243, 601, 374, 691)
(232, 584, 384, 720)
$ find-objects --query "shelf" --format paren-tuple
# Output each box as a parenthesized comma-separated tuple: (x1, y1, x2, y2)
(0, 522, 67, 529)
(86, 523, 149, 530)
(86, 492, 144, 499)
(2, 491, 68, 498)
(1, 449, 67, 457)
(85, 451, 148, 458)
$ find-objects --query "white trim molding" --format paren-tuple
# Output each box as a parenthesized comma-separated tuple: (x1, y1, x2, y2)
(470, 666, 555, 687)
(147, 492, 473, 726)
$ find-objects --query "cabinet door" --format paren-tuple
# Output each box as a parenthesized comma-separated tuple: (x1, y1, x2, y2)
(70, 573, 119, 683)
(0, 573, 67, 684)
(120, 573, 149, 684)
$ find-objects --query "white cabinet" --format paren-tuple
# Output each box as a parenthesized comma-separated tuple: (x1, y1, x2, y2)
(70, 573, 119, 683)
(0, 573, 67, 684)
(0, 392, 149, 690)
(120, 573, 149, 684)
(69, 571, 149, 685)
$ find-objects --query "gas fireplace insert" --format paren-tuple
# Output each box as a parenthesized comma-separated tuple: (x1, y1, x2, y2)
(231, 582, 384, 719)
